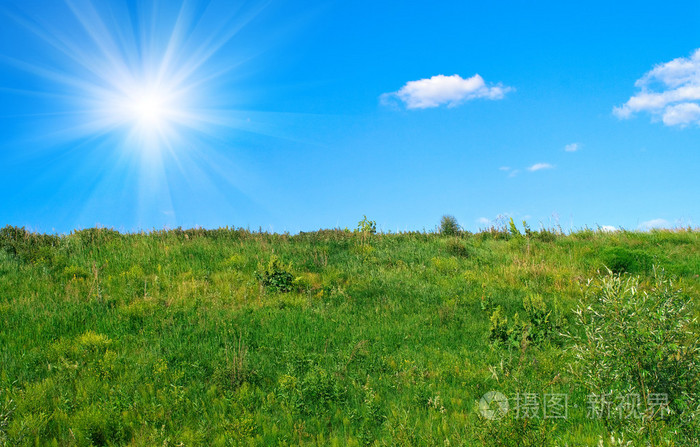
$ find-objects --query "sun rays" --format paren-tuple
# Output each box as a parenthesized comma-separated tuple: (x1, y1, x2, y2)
(0, 0, 279, 228)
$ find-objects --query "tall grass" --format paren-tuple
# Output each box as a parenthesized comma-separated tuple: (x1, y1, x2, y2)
(0, 225, 698, 445)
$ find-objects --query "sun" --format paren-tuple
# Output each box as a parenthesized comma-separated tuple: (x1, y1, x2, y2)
(133, 94, 165, 126)
(115, 84, 180, 136)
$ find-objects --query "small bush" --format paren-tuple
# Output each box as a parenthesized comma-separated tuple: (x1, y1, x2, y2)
(256, 255, 294, 292)
(439, 215, 461, 236)
(567, 269, 700, 442)
(446, 238, 472, 257)
(522, 294, 562, 345)
(356, 215, 377, 235)
(0, 225, 60, 264)
(476, 413, 555, 446)
(488, 296, 561, 347)
(534, 228, 556, 242)
(489, 306, 512, 344)
(600, 246, 652, 274)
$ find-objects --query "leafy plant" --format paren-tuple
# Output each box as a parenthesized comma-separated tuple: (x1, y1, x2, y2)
(522, 294, 561, 345)
(489, 306, 512, 344)
(508, 218, 521, 237)
(439, 215, 461, 236)
(488, 296, 561, 347)
(356, 215, 377, 247)
(256, 255, 294, 292)
(356, 215, 377, 235)
(567, 268, 700, 443)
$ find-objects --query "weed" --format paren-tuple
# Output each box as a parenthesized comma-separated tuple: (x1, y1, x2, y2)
(488, 296, 561, 347)
(509, 218, 521, 237)
(356, 215, 377, 235)
(256, 255, 294, 292)
(0, 391, 14, 444)
(215, 334, 251, 390)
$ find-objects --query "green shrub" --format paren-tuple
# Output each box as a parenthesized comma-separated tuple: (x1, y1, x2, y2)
(489, 306, 521, 347)
(599, 246, 652, 274)
(534, 228, 556, 242)
(445, 238, 472, 257)
(256, 255, 294, 292)
(476, 413, 555, 446)
(488, 306, 509, 343)
(0, 225, 60, 264)
(567, 269, 700, 443)
(356, 215, 377, 235)
(522, 294, 559, 345)
(439, 215, 461, 236)
(488, 296, 561, 347)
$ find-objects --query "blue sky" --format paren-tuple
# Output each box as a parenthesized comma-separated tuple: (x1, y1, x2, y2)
(0, 0, 698, 234)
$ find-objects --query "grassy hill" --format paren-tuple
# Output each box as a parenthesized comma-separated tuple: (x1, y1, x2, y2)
(0, 225, 698, 446)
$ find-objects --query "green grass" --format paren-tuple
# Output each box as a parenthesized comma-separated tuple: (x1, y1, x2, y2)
(0, 226, 698, 446)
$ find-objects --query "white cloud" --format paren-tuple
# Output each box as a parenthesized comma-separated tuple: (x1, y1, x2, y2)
(600, 225, 618, 232)
(564, 143, 580, 152)
(614, 49, 700, 127)
(477, 217, 491, 225)
(381, 74, 512, 109)
(662, 102, 700, 126)
(638, 218, 672, 230)
(527, 163, 554, 172)
(499, 166, 511, 171)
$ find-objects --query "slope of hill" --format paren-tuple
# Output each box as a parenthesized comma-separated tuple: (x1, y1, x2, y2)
(1, 226, 698, 445)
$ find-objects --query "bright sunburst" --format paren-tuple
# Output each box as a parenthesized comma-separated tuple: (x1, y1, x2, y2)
(130, 90, 169, 128)
(3, 0, 276, 227)
(112, 81, 183, 143)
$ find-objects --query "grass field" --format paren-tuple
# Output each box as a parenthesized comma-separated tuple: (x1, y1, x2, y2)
(0, 224, 698, 446)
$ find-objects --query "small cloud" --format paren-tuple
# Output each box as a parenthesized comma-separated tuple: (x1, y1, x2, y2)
(508, 169, 520, 177)
(614, 48, 700, 127)
(662, 102, 700, 126)
(499, 166, 511, 171)
(600, 225, 618, 232)
(564, 143, 580, 152)
(381, 74, 512, 109)
(527, 163, 554, 172)
(476, 217, 491, 225)
(638, 218, 672, 230)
